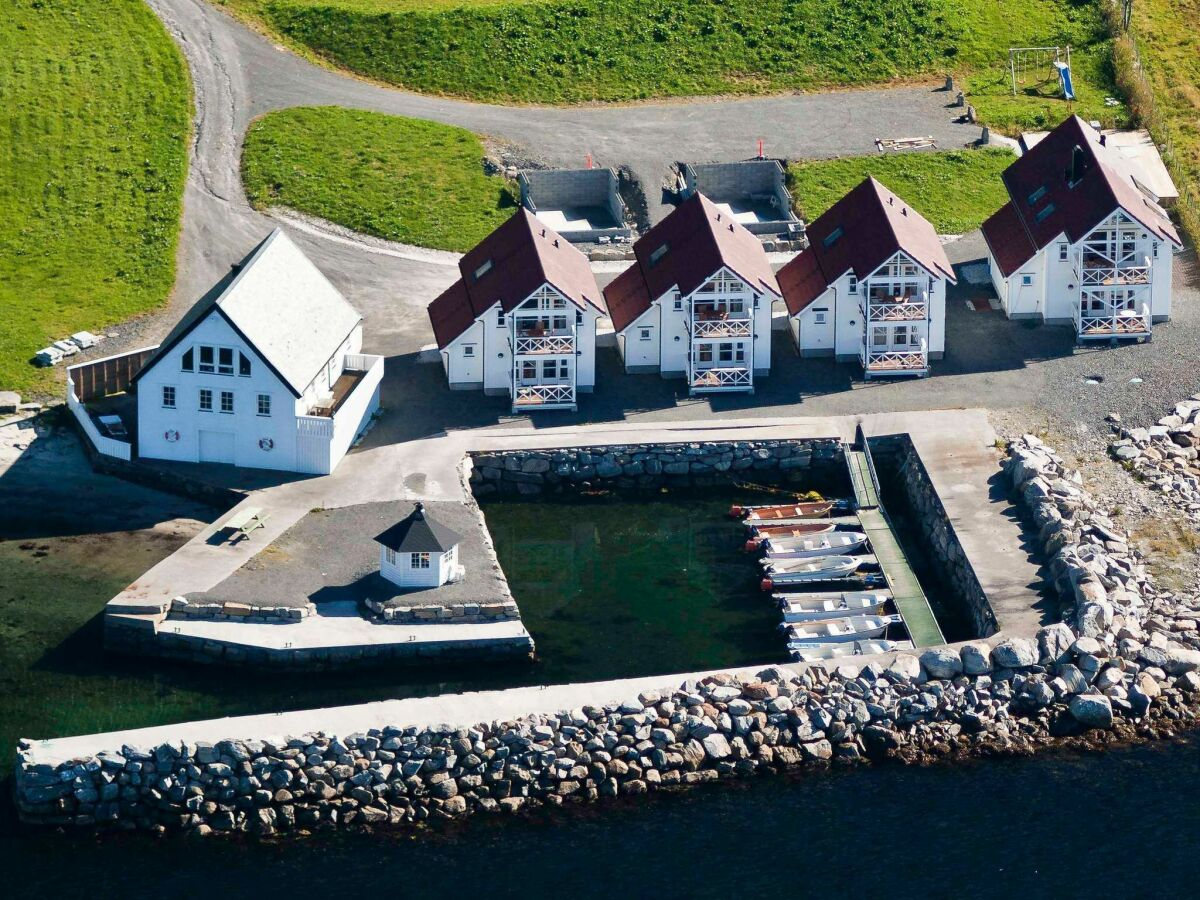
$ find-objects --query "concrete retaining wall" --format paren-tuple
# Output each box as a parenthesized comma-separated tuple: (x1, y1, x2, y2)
(468, 439, 846, 497)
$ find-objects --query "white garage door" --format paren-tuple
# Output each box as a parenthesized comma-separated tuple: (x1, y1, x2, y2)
(198, 430, 236, 465)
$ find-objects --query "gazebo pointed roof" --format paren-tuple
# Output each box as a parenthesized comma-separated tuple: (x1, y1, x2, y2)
(374, 503, 462, 553)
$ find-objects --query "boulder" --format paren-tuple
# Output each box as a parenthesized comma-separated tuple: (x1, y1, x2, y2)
(1175, 672, 1200, 694)
(701, 733, 732, 760)
(1163, 646, 1200, 675)
(1076, 601, 1114, 639)
(886, 654, 922, 681)
(919, 647, 962, 679)
(1037, 623, 1076, 665)
(1069, 693, 1114, 729)
(959, 642, 992, 675)
(990, 638, 1037, 670)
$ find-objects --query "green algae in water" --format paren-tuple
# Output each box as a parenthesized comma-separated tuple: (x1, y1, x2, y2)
(482, 492, 789, 681)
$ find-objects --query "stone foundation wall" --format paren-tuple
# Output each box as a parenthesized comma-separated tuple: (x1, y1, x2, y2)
(873, 435, 997, 637)
(365, 599, 521, 624)
(22, 436, 1200, 836)
(469, 439, 845, 497)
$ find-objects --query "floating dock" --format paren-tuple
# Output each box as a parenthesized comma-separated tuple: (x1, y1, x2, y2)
(846, 433, 945, 647)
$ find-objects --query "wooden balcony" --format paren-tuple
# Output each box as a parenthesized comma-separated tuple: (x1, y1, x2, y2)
(1074, 304, 1152, 341)
(512, 383, 576, 410)
(513, 334, 575, 355)
(860, 345, 928, 379)
(692, 317, 753, 338)
(690, 366, 753, 393)
(865, 297, 927, 322)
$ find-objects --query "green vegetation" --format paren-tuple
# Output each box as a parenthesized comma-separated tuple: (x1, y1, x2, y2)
(0, 1, 190, 397)
(1119, 0, 1200, 243)
(222, 0, 1118, 125)
(786, 149, 1014, 233)
(242, 107, 517, 252)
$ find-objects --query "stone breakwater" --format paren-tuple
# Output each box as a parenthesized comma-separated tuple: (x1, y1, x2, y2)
(1108, 396, 1200, 524)
(469, 439, 844, 497)
(16, 435, 1200, 836)
(170, 597, 312, 623)
(364, 598, 521, 625)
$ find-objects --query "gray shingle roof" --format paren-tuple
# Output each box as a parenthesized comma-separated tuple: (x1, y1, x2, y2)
(374, 503, 462, 553)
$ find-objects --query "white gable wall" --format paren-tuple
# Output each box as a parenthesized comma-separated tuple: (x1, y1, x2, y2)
(137, 311, 299, 470)
(790, 285, 837, 356)
(442, 319, 486, 389)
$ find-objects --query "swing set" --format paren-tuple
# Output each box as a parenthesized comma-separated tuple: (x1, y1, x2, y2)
(1008, 45, 1074, 101)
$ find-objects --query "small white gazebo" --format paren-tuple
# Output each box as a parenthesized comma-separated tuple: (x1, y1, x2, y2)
(374, 503, 464, 589)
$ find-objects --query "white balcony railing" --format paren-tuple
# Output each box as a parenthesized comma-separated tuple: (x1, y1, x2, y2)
(860, 339, 928, 378)
(513, 334, 575, 355)
(513, 383, 576, 408)
(692, 318, 753, 338)
(1077, 255, 1152, 287)
(865, 296, 927, 322)
(1074, 303, 1152, 339)
(690, 366, 753, 391)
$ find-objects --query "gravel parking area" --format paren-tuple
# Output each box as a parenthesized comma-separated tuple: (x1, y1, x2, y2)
(197, 500, 512, 611)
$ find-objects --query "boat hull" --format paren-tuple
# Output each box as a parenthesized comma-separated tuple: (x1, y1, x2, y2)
(764, 532, 867, 560)
(779, 595, 888, 622)
(733, 501, 835, 521)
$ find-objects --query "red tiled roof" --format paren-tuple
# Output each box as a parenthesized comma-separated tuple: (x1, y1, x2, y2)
(778, 177, 955, 316)
(981, 201, 1039, 278)
(427, 208, 604, 349)
(987, 115, 1181, 277)
(603, 193, 780, 333)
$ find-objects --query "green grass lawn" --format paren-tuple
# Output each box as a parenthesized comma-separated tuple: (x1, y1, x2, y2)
(786, 148, 1015, 233)
(221, 0, 1120, 121)
(242, 107, 518, 252)
(0, 0, 190, 398)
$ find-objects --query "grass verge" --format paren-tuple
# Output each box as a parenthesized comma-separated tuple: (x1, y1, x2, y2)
(0, 0, 190, 397)
(220, 0, 1119, 121)
(786, 148, 1015, 233)
(242, 107, 518, 252)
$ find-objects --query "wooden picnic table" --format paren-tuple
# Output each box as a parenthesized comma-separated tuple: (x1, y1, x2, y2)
(223, 506, 268, 538)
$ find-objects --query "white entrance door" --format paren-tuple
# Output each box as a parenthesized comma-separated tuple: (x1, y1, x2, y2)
(198, 430, 236, 465)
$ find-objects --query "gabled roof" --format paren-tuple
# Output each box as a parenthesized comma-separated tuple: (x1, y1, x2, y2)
(134, 229, 362, 397)
(984, 115, 1181, 277)
(603, 192, 781, 334)
(778, 177, 955, 316)
(375, 503, 462, 553)
(428, 208, 604, 349)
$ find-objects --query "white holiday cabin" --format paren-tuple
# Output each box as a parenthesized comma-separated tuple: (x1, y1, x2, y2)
(133, 229, 383, 474)
(982, 115, 1181, 342)
(375, 503, 464, 589)
(605, 192, 780, 394)
(779, 177, 954, 379)
(428, 209, 605, 412)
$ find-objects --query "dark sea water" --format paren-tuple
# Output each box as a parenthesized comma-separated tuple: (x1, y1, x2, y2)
(7, 734, 1200, 898)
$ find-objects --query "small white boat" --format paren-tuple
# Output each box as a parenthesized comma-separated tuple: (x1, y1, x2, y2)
(778, 591, 890, 622)
(742, 521, 835, 551)
(732, 500, 835, 521)
(763, 531, 868, 560)
(784, 614, 904, 644)
(759, 555, 861, 588)
(788, 639, 909, 662)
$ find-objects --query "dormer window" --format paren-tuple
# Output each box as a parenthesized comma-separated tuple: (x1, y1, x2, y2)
(1027, 186, 1048, 206)
(472, 259, 494, 282)
(822, 227, 843, 248)
(649, 244, 669, 267)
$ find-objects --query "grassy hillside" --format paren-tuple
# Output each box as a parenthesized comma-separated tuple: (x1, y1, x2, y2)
(0, 1, 190, 397)
(787, 149, 1014, 234)
(242, 108, 517, 252)
(222, 0, 1120, 124)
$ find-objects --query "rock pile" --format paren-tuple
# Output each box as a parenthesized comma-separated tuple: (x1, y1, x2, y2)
(16, 435, 1200, 837)
(1109, 397, 1200, 523)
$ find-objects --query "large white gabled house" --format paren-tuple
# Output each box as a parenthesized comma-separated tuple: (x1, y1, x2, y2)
(133, 229, 383, 474)
(982, 115, 1182, 342)
(778, 176, 955, 379)
(428, 208, 605, 412)
(604, 192, 780, 394)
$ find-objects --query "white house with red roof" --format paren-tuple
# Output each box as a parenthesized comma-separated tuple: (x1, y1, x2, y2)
(778, 177, 955, 379)
(427, 209, 605, 412)
(982, 115, 1181, 342)
(604, 193, 780, 394)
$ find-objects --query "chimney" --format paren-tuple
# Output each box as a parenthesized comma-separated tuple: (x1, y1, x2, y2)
(414, 502, 426, 517)
(553, 238, 559, 248)
(901, 207, 908, 216)
(1100, 132, 1107, 146)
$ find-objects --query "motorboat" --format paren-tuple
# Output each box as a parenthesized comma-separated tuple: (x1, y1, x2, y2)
(784, 614, 904, 644)
(742, 521, 835, 550)
(787, 639, 912, 662)
(777, 591, 890, 622)
(730, 500, 836, 521)
(763, 531, 868, 560)
(759, 555, 861, 588)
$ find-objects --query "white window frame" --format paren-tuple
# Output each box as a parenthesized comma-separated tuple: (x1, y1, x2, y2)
(162, 385, 176, 409)
(463, 344, 476, 358)
(385, 547, 396, 565)
(847, 275, 858, 294)
(257, 393, 271, 417)
(1021, 274, 1034, 286)
(198, 388, 213, 412)
(219, 390, 234, 414)
(410, 552, 430, 569)
(1058, 243, 1069, 262)
(813, 309, 827, 325)
(639, 327, 652, 341)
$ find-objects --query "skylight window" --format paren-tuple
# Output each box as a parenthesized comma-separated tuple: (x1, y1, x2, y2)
(822, 227, 844, 249)
(1027, 186, 1048, 206)
(649, 244, 669, 267)
(1035, 203, 1056, 223)
(472, 259, 494, 282)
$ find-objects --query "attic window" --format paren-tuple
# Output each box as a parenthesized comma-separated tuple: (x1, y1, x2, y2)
(649, 244, 669, 267)
(1027, 186, 1048, 206)
(472, 259, 494, 282)
(1034, 203, 1057, 223)
(822, 227, 844, 249)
